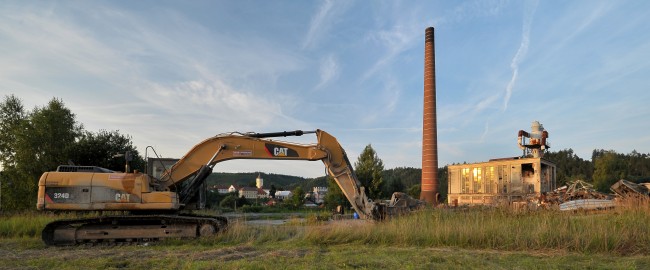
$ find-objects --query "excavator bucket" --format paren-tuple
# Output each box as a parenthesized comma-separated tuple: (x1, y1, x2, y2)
(386, 192, 426, 217)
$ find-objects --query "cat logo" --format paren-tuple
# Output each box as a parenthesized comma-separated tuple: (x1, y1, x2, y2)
(115, 193, 131, 202)
(274, 147, 289, 157)
(264, 143, 299, 157)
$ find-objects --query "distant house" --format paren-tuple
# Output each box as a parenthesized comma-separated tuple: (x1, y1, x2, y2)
(228, 185, 240, 194)
(239, 187, 269, 199)
(239, 187, 259, 199)
(257, 188, 268, 198)
(312, 187, 328, 204)
(210, 185, 230, 194)
(275, 190, 292, 200)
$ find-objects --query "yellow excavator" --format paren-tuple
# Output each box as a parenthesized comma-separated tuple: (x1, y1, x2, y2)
(36, 129, 422, 245)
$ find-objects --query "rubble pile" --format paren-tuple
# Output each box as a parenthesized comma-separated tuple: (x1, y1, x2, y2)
(536, 179, 650, 211)
(540, 180, 610, 205)
(610, 179, 650, 198)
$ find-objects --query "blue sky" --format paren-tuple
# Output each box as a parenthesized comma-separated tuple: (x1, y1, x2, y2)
(1, 1, 649, 178)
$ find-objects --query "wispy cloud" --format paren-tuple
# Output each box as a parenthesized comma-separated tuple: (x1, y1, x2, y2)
(144, 78, 283, 124)
(0, 2, 310, 159)
(362, 0, 510, 82)
(315, 54, 339, 89)
(434, 0, 510, 26)
(359, 76, 402, 125)
(361, 24, 420, 81)
(479, 121, 490, 142)
(302, 0, 351, 50)
(475, 94, 500, 114)
(302, 0, 333, 49)
(380, 77, 401, 114)
(0, 10, 131, 83)
(503, 0, 538, 111)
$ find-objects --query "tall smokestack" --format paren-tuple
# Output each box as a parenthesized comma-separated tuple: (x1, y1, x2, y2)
(420, 27, 439, 205)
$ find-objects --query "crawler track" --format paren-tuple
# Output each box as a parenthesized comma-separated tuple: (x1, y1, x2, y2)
(42, 214, 228, 246)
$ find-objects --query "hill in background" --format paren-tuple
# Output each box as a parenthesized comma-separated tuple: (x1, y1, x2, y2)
(205, 172, 328, 191)
(204, 167, 425, 194)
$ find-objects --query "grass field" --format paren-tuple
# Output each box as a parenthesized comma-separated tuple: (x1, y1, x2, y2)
(2, 205, 650, 269)
(1, 238, 649, 270)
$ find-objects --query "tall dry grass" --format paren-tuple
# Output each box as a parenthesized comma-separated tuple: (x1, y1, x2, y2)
(4, 200, 650, 254)
(370, 207, 650, 254)
(0, 211, 101, 238)
(0, 212, 59, 238)
(216, 201, 650, 254)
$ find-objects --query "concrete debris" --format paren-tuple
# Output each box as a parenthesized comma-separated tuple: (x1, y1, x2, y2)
(610, 179, 649, 198)
(538, 180, 613, 209)
(386, 192, 426, 217)
(537, 179, 650, 211)
(559, 199, 615, 211)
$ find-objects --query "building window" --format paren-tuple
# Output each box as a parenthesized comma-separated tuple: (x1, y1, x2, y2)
(485, 166, 494, 194)
(498, 165, 508, 194)
(462, 168, 470, 193)
(473, 168, 482, 193)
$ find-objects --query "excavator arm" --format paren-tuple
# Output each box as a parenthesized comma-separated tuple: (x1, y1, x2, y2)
(157, 129, 382, 220)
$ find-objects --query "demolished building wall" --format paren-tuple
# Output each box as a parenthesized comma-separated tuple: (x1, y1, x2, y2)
(447, 157, 556, 205)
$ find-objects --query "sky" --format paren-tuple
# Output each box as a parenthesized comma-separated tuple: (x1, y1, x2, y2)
(1, 0, 649, 178)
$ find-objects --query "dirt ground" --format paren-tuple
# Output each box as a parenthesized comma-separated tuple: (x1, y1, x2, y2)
(3, 238, 650, 270)
(0, 239, 313, 269)
(0, 241, 309, 258)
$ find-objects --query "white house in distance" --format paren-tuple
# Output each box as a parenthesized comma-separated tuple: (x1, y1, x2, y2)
(275, 190, 292, 200)
(210, 185, 230, 194)
(238, 187, 269, 200)
(239, 187, 258, 199)
(311, 186, 328, 204)
(228, 185, 239, 193)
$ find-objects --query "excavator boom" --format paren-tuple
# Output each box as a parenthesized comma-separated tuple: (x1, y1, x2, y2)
(156, 129, 380, 220)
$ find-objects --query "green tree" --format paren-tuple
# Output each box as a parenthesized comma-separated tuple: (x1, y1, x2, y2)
(382, 167, 421, 189)
(219, 194, 238, 209)
(5, 98, 82, 210)
(323, 176, 349, 210)
(407, 184, 421, 199)
(205, 190, 225, 209)
(16, 98, 82, 172)
(0, 95, 26, 210)
(627, 150, 650, 182)
(384, 177, 405, 196)
(289, 186, 305, 208)
(0, 95, 26, 168)
(545, 148, 593, 186)
(438, 165, 448, 202)
(354, 144, 384, 199)
(237, 195, 250, 208)
(68, 130, 145, 172)
(269, 184, 277, 199)
(593, 150, 627, 192)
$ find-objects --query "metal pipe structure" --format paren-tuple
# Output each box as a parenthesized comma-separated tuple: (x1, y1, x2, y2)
(517, 121, 550, 158)
(420, 27, 439, 205)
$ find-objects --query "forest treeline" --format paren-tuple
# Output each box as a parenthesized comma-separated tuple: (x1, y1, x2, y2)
(545, 149, 650, 192)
